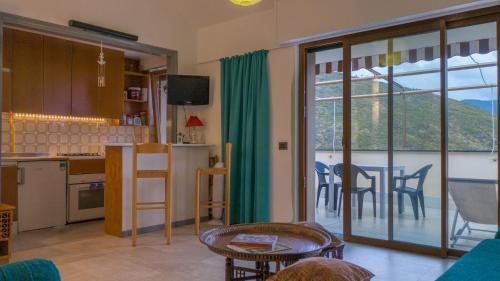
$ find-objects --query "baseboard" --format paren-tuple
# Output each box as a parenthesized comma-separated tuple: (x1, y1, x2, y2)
(121, 216, 210, 237)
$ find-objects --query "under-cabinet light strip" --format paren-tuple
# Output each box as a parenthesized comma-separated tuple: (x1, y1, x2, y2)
(13, 113, 106, 123)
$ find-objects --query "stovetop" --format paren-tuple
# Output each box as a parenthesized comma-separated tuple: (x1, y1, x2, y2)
(57, 153, 102, 157)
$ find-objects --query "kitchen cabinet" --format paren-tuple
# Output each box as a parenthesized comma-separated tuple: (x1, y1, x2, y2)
(71, 43, 124, 118)
(98, 48, 124, 119)
(3, 28, 13, 69)
(2, 28, 13, 112)
(17, 160, 66, 232)
(4, 28, 125, 118)
(43, 36, 72, 115)
(71, 42, 100, 117)
(11, 29, 43, 114)
(1, 165, 17, 221)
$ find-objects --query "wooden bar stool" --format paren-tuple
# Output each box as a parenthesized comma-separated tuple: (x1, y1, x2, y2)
(195, 143, 232, 235)
(132, 143, 172, 246)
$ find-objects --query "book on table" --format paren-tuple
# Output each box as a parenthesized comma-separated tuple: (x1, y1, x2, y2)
(229, 234, 279, 251)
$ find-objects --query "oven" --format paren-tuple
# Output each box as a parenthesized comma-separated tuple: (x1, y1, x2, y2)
(66, 157, 105, 223)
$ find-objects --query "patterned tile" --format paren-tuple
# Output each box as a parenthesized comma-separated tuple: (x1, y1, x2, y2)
(1, 113, 148, 153)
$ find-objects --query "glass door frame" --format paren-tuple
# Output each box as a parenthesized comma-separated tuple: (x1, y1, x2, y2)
(298, 6, 500, 257)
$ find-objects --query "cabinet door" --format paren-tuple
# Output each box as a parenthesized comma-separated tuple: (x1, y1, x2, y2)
(2, 28, 13, 112)
(71, 42, 99, 117)
(98, 48, 124, 119)
(43, 36, 72, 115)
(1, 165, 17, 221)
(11, 30, 43, 113)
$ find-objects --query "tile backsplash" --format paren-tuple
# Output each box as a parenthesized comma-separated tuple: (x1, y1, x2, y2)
(1, 113, 148, 154)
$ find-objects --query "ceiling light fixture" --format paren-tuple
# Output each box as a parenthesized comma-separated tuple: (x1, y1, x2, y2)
(230, 0, 262, 7)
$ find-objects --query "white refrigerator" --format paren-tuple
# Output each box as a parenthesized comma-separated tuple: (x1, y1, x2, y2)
(17, 160, 67, 232)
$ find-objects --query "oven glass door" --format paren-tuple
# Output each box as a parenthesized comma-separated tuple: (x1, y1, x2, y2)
(68, 182, 105, 223)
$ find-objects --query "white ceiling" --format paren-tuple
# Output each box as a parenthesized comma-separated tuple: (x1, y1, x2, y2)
(171, 0, 274, 28)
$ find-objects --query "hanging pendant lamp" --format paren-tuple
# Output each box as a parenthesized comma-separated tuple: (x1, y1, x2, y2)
(229, 0, 262, 7)
(97, 41, 106, 88)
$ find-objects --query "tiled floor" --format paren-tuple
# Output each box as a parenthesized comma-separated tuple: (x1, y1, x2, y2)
(12, 221, 455, 281)
(315, 192, 497, 250)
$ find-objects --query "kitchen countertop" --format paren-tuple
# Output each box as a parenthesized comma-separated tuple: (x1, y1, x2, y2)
(105, 143, 214, 147)
(1, 156, 68, 161)
(0, 153, 104, 162)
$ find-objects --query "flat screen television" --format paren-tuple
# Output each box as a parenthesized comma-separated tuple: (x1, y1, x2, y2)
(166, 74, 209, 105)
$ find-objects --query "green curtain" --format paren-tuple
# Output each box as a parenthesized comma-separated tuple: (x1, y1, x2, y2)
(220, 49, 270, 224)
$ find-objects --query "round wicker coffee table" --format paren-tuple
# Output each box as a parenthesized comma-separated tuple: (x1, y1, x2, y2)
(199, 223, 332, 281)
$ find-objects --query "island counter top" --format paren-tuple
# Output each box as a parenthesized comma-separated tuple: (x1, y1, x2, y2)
(104, 143, 211, 237)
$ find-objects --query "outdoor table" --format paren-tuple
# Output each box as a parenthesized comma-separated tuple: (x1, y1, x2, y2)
(328, 164, 405, 218)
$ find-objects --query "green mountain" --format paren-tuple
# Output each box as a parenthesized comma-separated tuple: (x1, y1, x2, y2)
(315, 78, 496, 151)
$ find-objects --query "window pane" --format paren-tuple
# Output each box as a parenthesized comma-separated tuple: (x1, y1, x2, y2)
(392, 31, 441, 247)
(310, 47, 344, 235)
(351, 39, 388, 240)
(447, 22, 498, 251)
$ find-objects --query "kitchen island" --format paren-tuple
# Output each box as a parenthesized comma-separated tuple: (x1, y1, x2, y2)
(104, 143, 212, 237)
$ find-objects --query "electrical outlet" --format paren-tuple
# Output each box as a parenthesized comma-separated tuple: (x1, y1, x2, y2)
(278, 142, 288, 150)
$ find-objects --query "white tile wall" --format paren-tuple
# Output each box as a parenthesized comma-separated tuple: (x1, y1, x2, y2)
(1, 113, 149, 154)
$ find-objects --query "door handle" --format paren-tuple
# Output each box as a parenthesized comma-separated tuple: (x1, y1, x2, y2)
(17, 167, 25, 185)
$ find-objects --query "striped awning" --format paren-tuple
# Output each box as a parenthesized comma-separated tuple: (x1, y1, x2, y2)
(315, 38, 496, 75)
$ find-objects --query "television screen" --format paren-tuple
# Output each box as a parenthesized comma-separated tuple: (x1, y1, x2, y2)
(167, 74, 209, 105)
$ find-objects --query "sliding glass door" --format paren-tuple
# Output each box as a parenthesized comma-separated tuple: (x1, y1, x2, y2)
(348, 31, 442, 247)
(302, 9, 500, 255)
(391, 31, 442, 247)
(307, 46, 345, 235)
(350, 39, 389, 240)
(446, 22, 498, 251)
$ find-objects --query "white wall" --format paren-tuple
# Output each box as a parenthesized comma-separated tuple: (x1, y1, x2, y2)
(275, 0, 496, 43)
(0, 0, 198, 73)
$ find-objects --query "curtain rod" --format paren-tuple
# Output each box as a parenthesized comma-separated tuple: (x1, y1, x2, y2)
(196, 45, 290, 65)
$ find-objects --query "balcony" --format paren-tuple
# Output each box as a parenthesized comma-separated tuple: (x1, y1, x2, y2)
(314, 150, 498, 251)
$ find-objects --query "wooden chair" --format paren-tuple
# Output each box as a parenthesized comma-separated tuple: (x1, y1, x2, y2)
(132, 143, 172, 246)
(195, 143, 232, 235)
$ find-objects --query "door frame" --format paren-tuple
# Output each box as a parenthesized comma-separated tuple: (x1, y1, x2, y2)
(298, 6, 500, 257)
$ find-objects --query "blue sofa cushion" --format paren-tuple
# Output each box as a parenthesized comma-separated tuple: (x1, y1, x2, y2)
(438, 239, 500, 281)
(0, 259, 60, 281)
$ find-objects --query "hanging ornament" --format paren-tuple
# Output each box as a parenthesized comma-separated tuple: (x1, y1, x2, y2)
(97, 41, 106, 87)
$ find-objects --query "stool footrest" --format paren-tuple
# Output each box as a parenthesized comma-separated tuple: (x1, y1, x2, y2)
(200, 201, 226, 208)
(136, 202, 167, 210)
(198, 168, 226, 176)
(137, 170, 168, 178)
(137, 201, 165, 205)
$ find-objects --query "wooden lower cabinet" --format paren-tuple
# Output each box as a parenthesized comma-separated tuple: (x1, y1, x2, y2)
(1, 165, 18, 221)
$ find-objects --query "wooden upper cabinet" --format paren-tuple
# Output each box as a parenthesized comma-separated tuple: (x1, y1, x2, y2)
(43, 36, 72, 115)
(98, 48, 124, 119)
(11, 29, 43, 113)
(2, 28, 13, 112)
(3, 28, 13, 69)
(71, 42, 99, 117)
